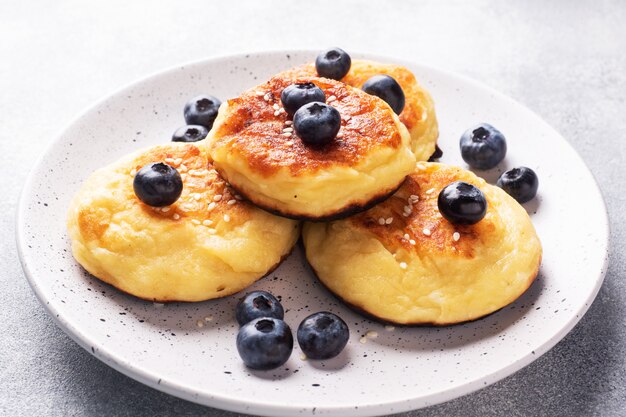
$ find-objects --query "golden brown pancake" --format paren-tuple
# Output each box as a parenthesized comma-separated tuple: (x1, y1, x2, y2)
(206, 73, 415, 220)
(67, 141, 299, 302)
(280, 59, 439, 161)
(303, 162, 542, 325)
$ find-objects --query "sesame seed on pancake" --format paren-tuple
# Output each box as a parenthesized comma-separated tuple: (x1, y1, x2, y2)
(302, 162, 542, 325)
(206, 73, 416, 220)
(67, 141, 299, 302)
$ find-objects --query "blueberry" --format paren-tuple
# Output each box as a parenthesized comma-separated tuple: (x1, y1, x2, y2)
(297, 312, 349, 360)
(428, 144, 443, 162)
(362, 75, 405, 115)
(293, 102, 341, 146)
(437, 181, 487, 225)
(172, 125, 209, 143)
(315, 47, 351, 80)
(281, 83, 326, 116)
(183, 95, 221, 129)
(497, 167, 539, 203)
(235, 291, 284, 326)
(460, 123, 507, 170)
(236, 318, 293, 370)
(133, 163, 183, 207)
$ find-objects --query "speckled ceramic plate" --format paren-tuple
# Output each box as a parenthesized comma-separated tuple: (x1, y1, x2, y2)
(16, 51, 609, 417)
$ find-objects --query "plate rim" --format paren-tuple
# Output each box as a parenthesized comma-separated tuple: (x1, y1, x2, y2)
(15, 49, 611, 416)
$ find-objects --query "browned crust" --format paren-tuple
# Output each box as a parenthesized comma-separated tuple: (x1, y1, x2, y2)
(345, 165, 506, 259)
(281, 62, 427, 133)
(209, 73, 404, 177)
(303, 247, 542, 326)
(228, 177, 405, 222)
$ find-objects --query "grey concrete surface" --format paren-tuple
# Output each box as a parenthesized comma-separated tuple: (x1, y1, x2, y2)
(1, 0, 624, 416)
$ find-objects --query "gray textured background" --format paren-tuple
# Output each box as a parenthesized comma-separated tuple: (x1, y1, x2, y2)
(1, 0, 624, 416)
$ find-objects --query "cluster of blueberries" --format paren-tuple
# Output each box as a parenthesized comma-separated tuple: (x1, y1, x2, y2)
(171, 47, 406, 147)
(235, 291, 349, 370)
(437, 123, 539, 225)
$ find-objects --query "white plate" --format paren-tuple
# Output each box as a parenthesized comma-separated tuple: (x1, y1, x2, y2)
(16, 51, 609, 416)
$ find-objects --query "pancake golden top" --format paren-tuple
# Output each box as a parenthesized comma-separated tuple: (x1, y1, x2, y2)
(206, 71, 416, 220)
(67, 141, 299, 302)
(208, 74, 405, 177)
(280, 60, 439, 160)
(302, 162, 542, 325)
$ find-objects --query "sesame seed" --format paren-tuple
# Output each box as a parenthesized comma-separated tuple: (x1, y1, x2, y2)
(173, 213, 180, 220)
(403, 233, 410, 240)
(453, 232, 461, 241)
(213, 194, 223, 202)
(204, 315, 213, 322)
(274, 110, 281, 116)
(385, 217, 393, 225)
(282, 132, 292, 137)
(359, 336, 368, 344)
(207, 202, 217, 211)
(263, 93, 271, 101)
(425, 188, 435, 195)
(179, 164, 188, 172)
(227, 199, 237, 205)
(336, 132, 344, 138)
(378, 217, 386, 225)
(223, 214, 231, 222)
(284, 120, 293, 126)
(366, 330, 378, 338)
(409, 239, 416, 245)
(278, 108, 285, 114)
(164, 158, 175, 164)
(196, 320, 204, 328)
(191, 169, 207, 176)
(285, 140, 294, 146)
(202, 220, 213, 226)
(161, 207, 170, 212)
(423, 228, 431, 236)
(193, 193, 201, 201)
(404, 205, 412, 213)
(327, 95, 337, 102)
(402, 212, 411, 217)
(255, 90, 265, 96)
(174, 158, 183, 165)
(300, 353, 307, 361)
(187, 169, 196, 176)
(283, 127, 293, 132)
(191, 219, 201, 225)
(130, 168, 137, 176)
(399, 262, 407, 270)
(207, 228, 217, 234)
(385, 325, 395, 331)
(180, 174, 187, 181)
(272, 103, 279, 110)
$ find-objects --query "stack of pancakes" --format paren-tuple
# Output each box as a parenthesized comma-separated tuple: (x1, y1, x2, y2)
(68, 59, 541, 325)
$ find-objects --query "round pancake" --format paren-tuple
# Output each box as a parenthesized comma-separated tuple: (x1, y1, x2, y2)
(67, 141, 299, 302)
(302, 162, 542, 325)
(280, 59, 439, 161)
(206, 73, 415, 221)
